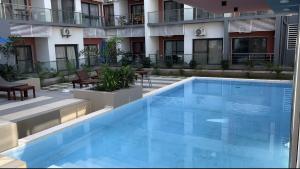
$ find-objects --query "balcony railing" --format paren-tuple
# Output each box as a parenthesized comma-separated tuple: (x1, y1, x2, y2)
(148, 8, 274, 24)
(148, 8, 223, 24)
(0, 3, 105, 27)
(231, 53, 274, 65)
(104, 14, 144, 27)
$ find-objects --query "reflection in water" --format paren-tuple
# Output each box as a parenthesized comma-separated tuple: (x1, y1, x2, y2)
(4, 79, 292, 168)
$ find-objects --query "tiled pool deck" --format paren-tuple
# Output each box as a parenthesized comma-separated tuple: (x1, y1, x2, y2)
(0, 76, 185, 119)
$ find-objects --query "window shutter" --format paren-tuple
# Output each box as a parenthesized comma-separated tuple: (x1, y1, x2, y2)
(287, 24, 298, 50)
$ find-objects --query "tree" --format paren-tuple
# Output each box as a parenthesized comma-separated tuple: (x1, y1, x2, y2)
(0, 35, 24, 64)
(101, 37, 123, 64)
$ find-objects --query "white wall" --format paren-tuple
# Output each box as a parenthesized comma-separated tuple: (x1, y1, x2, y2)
(145, 0, 159, 58)
(35, 38, 50, 62)
(47, 27, 84, 61)
(184, 22, 224, 63)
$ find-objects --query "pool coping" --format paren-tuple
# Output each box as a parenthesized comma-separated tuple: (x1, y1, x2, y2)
(2, 76, 293, 154)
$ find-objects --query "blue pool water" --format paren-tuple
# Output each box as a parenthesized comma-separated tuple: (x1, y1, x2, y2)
(4, 78, 293, 168)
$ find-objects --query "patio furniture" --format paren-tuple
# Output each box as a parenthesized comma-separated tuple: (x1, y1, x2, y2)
(136, 70, 152, 88)
(72, 70, 98, 88)
(91, 69, 101, 79)
(12, 85, 36, 101)
(0, 76, 27, 100)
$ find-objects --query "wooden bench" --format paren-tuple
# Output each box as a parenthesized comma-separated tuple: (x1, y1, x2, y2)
(12, 85, 36, 101)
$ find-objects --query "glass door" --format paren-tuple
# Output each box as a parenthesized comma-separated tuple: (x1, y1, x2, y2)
(61, 0, 74, 24)
(193, 39, 208, 65)
(131, 4, 144, 24)
(84, 45, 98, 66)
(164, 0, 184, 22)
(104, 4, 114, 26)
(232, 37, 267, 64)
(193, 39, 223, 65)
(15, 46, 33, 73)
(164, 40, 184, 64)
(55, 45, 78, 71)
(208, 40, 223, 64)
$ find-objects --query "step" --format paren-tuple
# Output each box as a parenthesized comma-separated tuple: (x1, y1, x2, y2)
(0, 120, 18, 153)
(1, 99, 91, 138)
(136, 79, 180, 85)
(0, 155, 26, 168)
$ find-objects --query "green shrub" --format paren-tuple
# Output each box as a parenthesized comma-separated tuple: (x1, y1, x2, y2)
(0, 64, 18, 81)
(221, 60, 229, 70)
(152, 67, 161, 75)
(189, 60, 197, 69)
(178, 69, 185, 76)
(265, 62, 274, 71)
(120, 56, 131, 67)
(273, 65, 283, 78)
(245, 60, 254, 70)
(165, 60, 173, 68)
(142, 57, 151, 68)
(96, 66, 135, 92)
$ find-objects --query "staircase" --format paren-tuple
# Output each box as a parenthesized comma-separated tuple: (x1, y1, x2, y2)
(135, 76, 186, 94)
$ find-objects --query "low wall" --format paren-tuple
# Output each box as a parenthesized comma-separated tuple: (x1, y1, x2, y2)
(149, 69, 294, 80)
(0, 120, 18, 153)
(74, 85, 143, 112)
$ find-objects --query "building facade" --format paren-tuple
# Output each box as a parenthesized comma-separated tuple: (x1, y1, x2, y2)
(0, 0, 296, 73)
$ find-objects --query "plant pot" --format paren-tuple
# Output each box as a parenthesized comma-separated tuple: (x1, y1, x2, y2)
(73, 85, 143, 112)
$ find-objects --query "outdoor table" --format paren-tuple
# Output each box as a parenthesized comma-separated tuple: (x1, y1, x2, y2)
(136, 70, 150, 87)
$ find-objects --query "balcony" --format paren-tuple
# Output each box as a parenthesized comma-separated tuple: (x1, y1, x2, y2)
(104, 14, 144, 27)
(148, 8, 223, 24)
(148, 8, 274, 25)
(0, 3, 104, 27)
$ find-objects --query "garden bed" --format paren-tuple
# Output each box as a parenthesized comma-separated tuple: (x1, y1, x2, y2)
(73, 85, 142, 112)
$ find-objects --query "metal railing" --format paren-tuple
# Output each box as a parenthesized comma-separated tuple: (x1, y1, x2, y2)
(148, 8, 273, 24)
(148, 8, 223, 24)
(231, 53, 274, 65)
(104, 14, 144, 27)
(0, 3, 105, 27)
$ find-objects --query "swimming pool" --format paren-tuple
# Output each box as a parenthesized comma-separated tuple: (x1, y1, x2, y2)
(3, 78, 293, 168)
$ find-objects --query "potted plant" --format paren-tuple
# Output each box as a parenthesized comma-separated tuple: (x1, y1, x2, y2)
(73, 65, 142, 112)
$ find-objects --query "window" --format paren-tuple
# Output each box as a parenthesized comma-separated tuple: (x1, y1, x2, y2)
(164, 40, 184, 64)
(82, 3, 100, 27)
(193, 39, 223, 65)
(84, 45, 99, 67)
(55, 45, 78, 71)
(104, 4, 114, 26)
(232, 37, 268, 64)
(3, 0, 28, 20)
(131, 4, 144, 24)
(15, 46, 33, 73)
(164, 0, 184, 22)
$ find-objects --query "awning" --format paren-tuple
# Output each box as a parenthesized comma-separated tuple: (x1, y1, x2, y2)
(0, 37, 11, 45)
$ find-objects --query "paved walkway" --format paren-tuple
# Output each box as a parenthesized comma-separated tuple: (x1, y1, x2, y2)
(0, 76, 185, 118)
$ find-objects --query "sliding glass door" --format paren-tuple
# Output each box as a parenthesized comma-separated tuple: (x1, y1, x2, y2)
(15, 46, 33, 73)
(55, 45, 78, 71)
(164, 40, 184, 64)
(164, 0, 184, 22)
(232, 37, 268, 64)
(193, 39, 223, 65)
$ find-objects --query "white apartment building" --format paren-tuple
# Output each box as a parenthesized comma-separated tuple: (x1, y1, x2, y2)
(0, 0, 296, 73)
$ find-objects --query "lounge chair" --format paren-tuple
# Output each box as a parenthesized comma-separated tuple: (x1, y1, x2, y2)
(0, 76, 27, 100)
(72, 70, 98, 88)
(91, 69, 101, 79)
